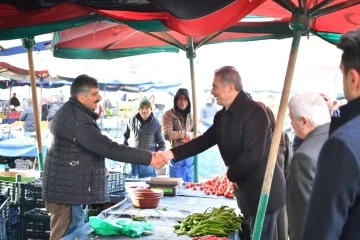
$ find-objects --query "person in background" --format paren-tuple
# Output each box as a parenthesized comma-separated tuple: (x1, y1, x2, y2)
(150, 94, 156, 106)
(158, 66, 286, 240)
(42, 74, 167, 240)
(47, 95, 64, 128)
(162, 88, 195, 182)
(257, 101, 290, 240)
(59, 90, 64, 102)
(95, 100, 103, 120)
(41, 98, 49, 121)
(104, 99, 113, 117)
(302, 27, 360, 240)
(200, 96, 218, 131)
(10, 93, 20, 107)
(286, 93, 330, 240)
(292, 92, 339, 153)
(123, 97, 166, 178)
(320, 93, 340, 117)
(19, 98, 35, 137)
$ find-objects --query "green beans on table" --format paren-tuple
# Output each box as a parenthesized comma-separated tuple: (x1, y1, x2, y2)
(173, 205, 243, 237)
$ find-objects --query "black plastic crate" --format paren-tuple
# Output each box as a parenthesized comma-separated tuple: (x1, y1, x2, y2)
(7, 204, 18, 225)
(6, 223, 18, 240)
(0, 195, 8, 240)
(107, 173, 125, 194)
(20, 208, 50, 240)
(19, 178, 44, 212)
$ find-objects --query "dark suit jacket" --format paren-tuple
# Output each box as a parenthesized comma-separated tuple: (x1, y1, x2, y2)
(286, 123, 330, 240)
(171, 90, 286, 216)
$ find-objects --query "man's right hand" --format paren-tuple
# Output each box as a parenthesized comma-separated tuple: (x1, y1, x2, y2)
(150, 152, 168, 169)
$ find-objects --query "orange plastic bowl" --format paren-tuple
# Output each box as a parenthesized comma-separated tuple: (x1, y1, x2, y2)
(130, 195, 162, 208)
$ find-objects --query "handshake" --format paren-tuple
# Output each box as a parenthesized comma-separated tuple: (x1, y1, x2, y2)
(150, 150, 174, 169)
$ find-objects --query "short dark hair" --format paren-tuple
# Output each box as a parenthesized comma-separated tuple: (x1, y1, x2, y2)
(337, 28, 360, 74)
(214, 66, 243, 91)
(70, 74, 99, 98)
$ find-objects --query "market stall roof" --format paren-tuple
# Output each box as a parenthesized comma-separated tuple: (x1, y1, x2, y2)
(0, 0, 266, 37)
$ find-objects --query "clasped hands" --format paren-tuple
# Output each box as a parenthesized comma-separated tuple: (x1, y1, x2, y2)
(150, 150, 175, 169)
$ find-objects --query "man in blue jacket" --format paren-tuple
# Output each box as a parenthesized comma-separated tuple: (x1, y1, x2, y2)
(302, 27, 360, 239)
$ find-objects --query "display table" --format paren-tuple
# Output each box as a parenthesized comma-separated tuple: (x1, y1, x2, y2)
(0, 138, 48, 157)
(63, 187, 241, 240)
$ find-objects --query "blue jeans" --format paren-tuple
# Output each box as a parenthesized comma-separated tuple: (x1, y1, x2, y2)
(64, 205, 87, 237)
(169, 156, 194, 182)
(243, 210, 279, 240)
(131, 164, 156, 178)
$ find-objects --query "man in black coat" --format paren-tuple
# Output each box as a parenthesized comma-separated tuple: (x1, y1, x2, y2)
(158, 66, 286, 240)
(42, 74, 167, 240)
(10, 93, 20, 107)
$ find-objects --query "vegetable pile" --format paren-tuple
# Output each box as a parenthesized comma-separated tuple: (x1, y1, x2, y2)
(185, 174, 235, 198)
(174, 205, 242, 237)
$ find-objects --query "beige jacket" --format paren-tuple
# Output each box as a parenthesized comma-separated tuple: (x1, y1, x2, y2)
(162, 108, 193, 147)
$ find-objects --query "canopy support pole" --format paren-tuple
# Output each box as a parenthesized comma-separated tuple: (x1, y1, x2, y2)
(186, 37, 199, 183)
(252, 28, 303, 240)
(22, 37, 44, 172)
(39, 80, 43, 121)
(7, 83, 12, 124)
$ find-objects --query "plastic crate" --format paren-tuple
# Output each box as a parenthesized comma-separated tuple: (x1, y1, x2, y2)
(19, 208, 50, 240)
(0, 176, 36, 202)
(7, 204, 18, 225)
(0, 195, 9, 240)
(19, 178, 44, 212)
(6, 223, 18, 240)
(107, 173, 125, 194)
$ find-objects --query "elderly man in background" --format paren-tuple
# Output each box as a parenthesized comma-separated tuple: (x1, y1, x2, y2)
(286, 92, 330, 240)
(42, 74, 167, 240)
(292, 92, 338, 153)
(302, 27, 360, 240)
(19, 98, 35, 137)
(124, 97, 166, 178)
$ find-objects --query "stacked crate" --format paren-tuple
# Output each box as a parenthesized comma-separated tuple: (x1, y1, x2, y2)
(107, 172, 126, 194)
(18, 178, 50, 240)
(0, 194, 18, 240)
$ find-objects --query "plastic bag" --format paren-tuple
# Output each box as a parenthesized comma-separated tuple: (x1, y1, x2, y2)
(89, 216, 153, 238)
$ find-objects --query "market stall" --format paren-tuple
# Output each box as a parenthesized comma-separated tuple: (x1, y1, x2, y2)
(0, 138, 47, 158)
(63, 185, 241, 240)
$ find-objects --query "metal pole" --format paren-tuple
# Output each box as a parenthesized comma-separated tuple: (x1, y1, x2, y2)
(186, 37, 199, 182)
(22, 37, 44, 172)
(251, 29, 302, 240)
(39, 81, 43, 121)
(7, 84, 12, 124)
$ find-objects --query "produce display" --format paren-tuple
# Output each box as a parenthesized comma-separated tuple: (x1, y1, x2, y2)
(40, 121, 49, 130)
(174, 205, 242, 237)
(117, 101, 138, 119)
(185, 174, 235, 198)
(0, 112, 7, 119)
(11, 121, 23, 127)
(8, 111, 20, 119)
